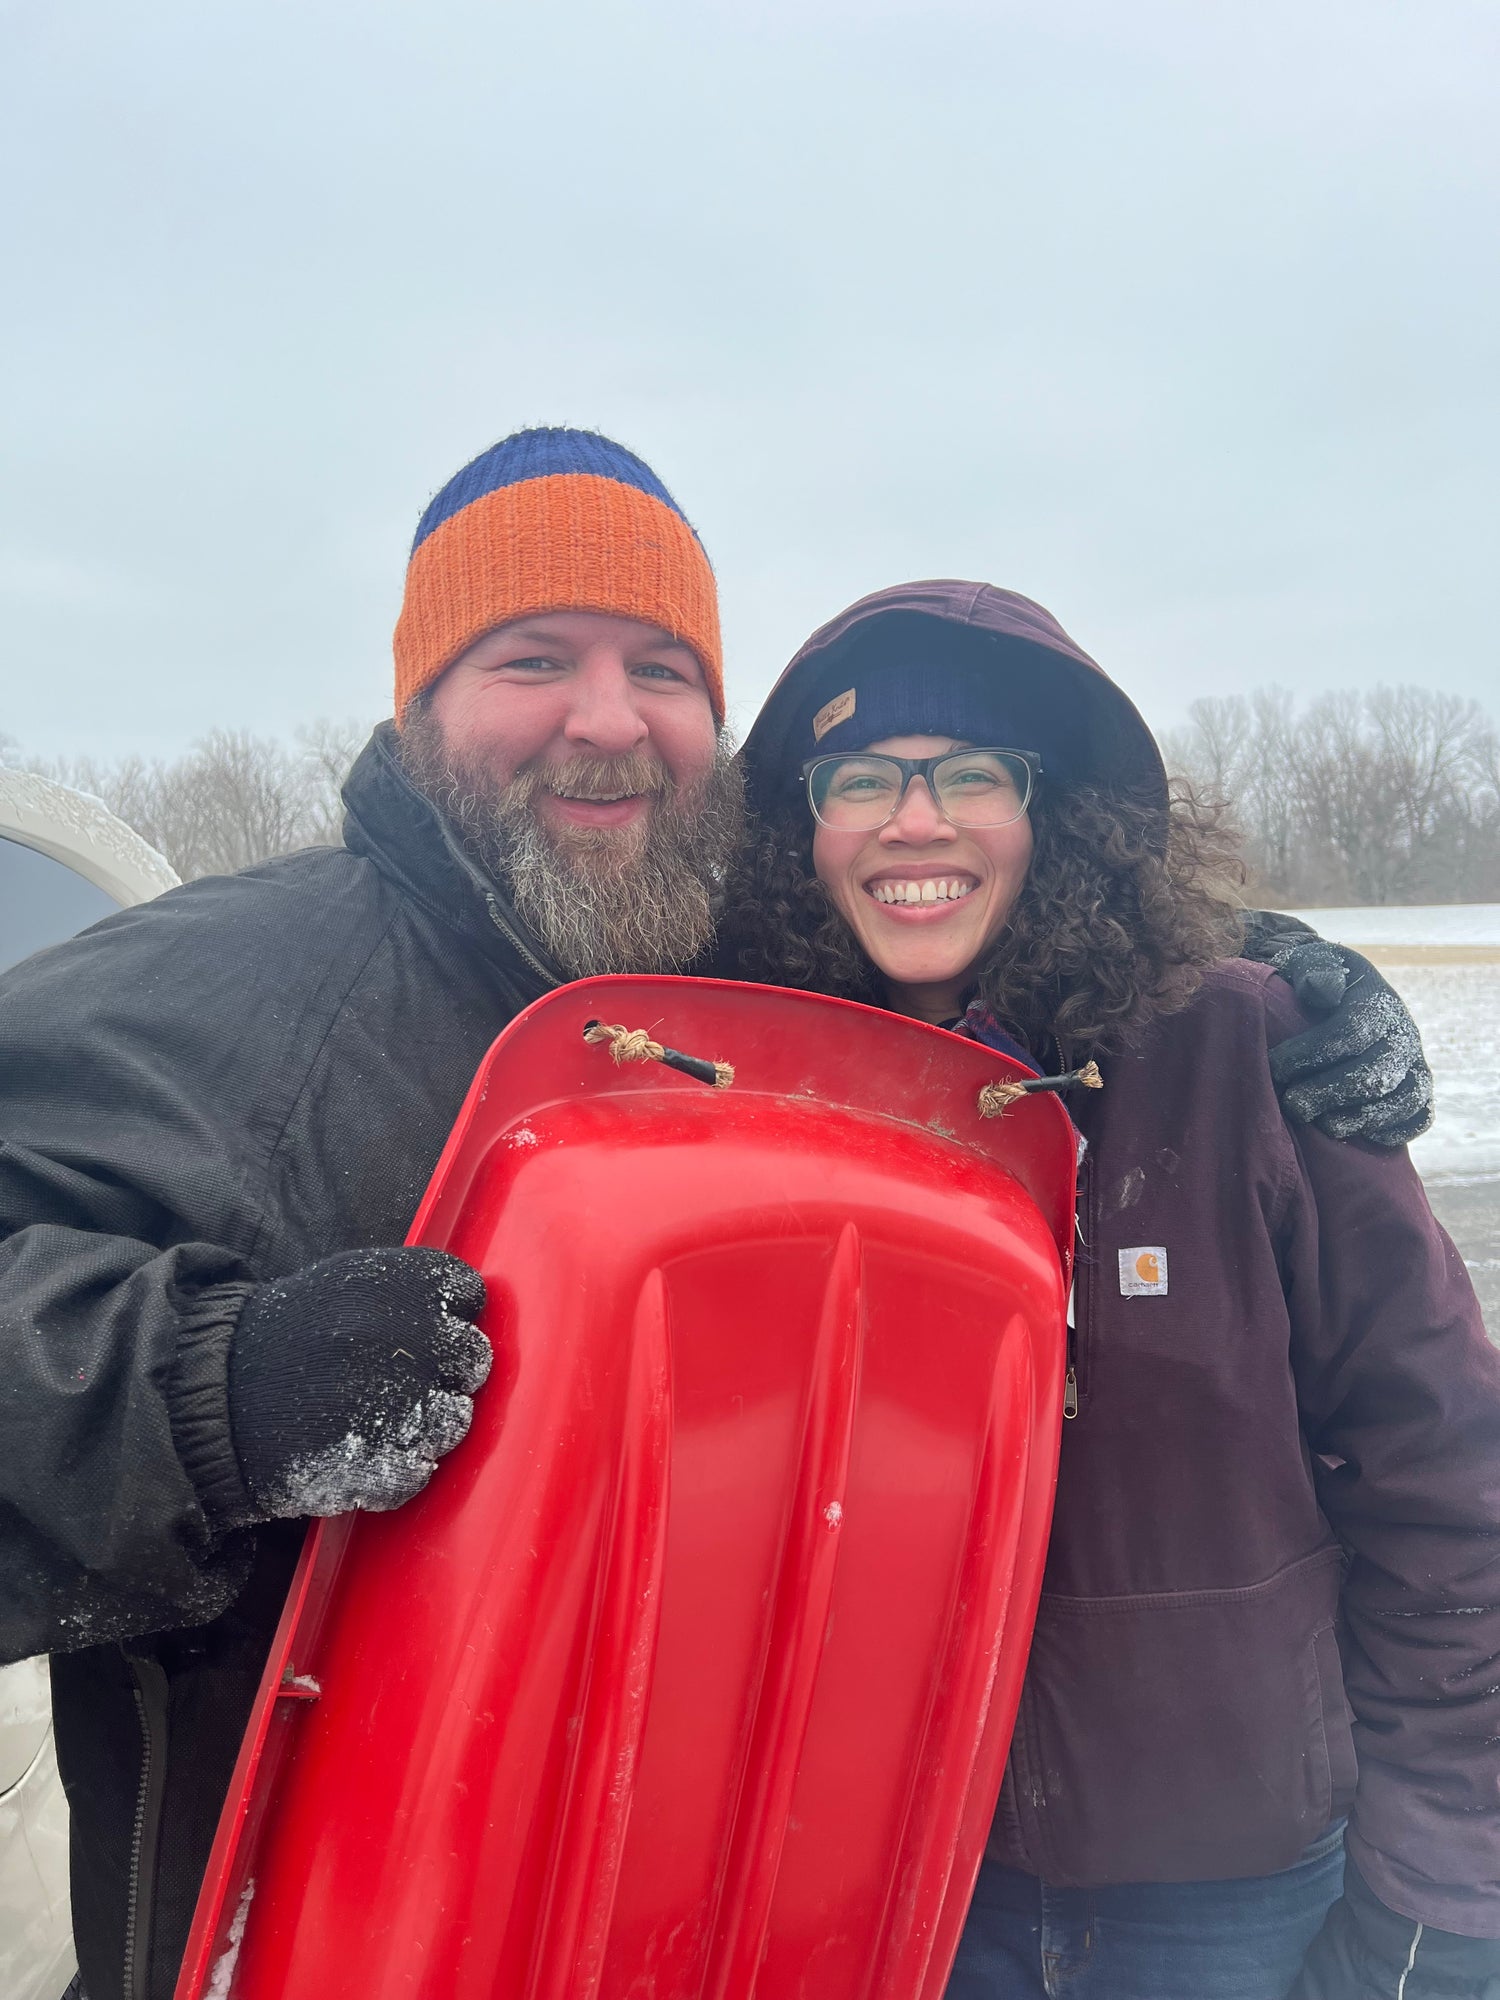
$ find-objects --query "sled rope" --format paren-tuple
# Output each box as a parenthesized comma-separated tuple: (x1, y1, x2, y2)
(583, 1019, 735, 1090)
(978, 1061, 1102, 1119)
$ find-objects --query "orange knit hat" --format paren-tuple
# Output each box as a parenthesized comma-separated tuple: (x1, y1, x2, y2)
(393, 428, 723, 723)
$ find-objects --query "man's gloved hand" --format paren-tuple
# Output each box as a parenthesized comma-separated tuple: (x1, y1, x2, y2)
(1239, 910, 1435, 1148)
(226, 1246, 491, 1523)
(1285, 1853, 1500, 1999)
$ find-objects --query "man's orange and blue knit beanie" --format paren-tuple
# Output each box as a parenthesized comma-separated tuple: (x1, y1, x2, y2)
(393, 427, 723, 724)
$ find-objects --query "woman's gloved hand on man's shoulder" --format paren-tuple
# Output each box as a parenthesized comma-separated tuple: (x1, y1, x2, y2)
(1238, 910, 1434, 1149)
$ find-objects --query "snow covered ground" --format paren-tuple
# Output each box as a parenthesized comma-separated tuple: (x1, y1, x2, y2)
(1290, 905, 1500, 1331)
(1388, 961, 1500, 1185)
(1289, 903, 1500, 951)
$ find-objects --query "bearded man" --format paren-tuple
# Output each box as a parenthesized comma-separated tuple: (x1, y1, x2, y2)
(0, 427, 742, 2000)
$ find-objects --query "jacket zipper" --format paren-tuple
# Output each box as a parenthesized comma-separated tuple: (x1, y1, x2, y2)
(483, 892, 560, 990)
(430, 797, 562, 993)
(1006, 1056, 1091, 1878)
(1063, 1250, 1080, 1418)
(122, 1652, 171, 2000)
(1064, 1150, 1095, 1419)
(407, 775, 564, 995)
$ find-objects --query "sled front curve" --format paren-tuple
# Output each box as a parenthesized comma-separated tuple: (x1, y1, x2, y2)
(178, 977, 1076, 2000)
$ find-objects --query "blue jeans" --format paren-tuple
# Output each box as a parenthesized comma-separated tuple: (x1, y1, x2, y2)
(946, 1825, 1346, 2000)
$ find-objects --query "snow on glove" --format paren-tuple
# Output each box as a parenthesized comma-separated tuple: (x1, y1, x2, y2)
(1284, 1854, 1500, 1999)
(226, 1246, 491, 1522)
(1239, 910, 1435, 1148)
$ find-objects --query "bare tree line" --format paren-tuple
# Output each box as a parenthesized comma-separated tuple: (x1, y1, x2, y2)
(5, 722, 370, 882)
(8, 686, 1499, 905)
(1162, 686, 1500, 905)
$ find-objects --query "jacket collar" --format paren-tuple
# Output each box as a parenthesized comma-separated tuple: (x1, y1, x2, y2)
(340, 723, 565, 990)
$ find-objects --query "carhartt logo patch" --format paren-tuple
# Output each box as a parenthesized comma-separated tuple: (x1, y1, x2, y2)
(812, 687, 857, 742)
(1119, 1246, 1168, 1297)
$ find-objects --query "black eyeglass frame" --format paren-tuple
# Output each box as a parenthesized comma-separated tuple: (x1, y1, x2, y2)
(800, 746, 1042, 831)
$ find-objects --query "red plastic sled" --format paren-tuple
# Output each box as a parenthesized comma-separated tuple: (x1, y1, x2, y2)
(176, 977, 1075, 2000)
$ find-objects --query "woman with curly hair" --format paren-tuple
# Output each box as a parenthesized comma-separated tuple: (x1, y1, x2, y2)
(722, 582, 1500, 2000)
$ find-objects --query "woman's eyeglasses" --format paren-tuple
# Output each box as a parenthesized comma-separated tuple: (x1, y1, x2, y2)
(802, 748, 1040, 832)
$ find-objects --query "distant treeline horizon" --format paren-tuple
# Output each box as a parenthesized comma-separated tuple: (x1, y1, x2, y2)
(8, 685, 1500, 908)
(1164, 686, 1499, 907)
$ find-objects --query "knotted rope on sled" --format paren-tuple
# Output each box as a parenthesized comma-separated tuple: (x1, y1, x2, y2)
(978, 1061, 1102, 1119)
(583, 1019, 735, 1090)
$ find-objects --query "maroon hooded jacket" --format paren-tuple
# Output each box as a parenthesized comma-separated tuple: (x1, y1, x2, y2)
(742, 582, 1500, 1935)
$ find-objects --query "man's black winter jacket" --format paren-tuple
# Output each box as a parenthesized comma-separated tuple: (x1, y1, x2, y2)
(0, 728, 561, 2000)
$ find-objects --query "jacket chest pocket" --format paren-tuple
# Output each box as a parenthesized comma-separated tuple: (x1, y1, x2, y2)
(1069, 1152, 1221, 1422)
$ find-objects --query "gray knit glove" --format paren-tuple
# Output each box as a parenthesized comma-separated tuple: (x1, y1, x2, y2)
(1240, 911, 1434, 1148)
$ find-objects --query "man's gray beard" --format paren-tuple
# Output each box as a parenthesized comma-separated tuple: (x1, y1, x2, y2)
(399, 708, 745, 979)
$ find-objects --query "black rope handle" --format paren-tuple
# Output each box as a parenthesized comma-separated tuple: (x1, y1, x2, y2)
(978, 1061, 1102, 1119)
(582, 1019, 734, 1089)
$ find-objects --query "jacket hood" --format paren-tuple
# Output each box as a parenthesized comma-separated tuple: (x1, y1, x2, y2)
(740, 580, 1167, 815)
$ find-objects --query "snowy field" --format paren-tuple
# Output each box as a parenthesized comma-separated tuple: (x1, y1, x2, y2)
(1291, 905, 1500, 1330)
(1289, 903, 1500, 952)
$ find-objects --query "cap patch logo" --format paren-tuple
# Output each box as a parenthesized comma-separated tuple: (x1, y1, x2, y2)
(812, 687, 857, 743)
(1118, 1246, 1168, 1297)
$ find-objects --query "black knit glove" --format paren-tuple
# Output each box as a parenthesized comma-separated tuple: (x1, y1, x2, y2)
(1239, 910, 1434, 1148)
(1285, 1854, 1500, 1998)
(226, 1247, 491, 1523)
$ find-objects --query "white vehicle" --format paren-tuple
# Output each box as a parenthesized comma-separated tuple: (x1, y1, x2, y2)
(0, 767, 179, 2000)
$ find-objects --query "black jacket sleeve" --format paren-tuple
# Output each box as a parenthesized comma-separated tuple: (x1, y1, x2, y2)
(0, 892, 287, 1660)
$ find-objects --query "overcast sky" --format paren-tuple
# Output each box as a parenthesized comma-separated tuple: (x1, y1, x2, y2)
(3, 0, 1496, 762)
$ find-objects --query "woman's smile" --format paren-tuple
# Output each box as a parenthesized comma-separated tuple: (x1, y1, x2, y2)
(863, 868, 979, 910)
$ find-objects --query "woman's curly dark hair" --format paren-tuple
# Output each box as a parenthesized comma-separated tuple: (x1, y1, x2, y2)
(717, 775, 1246, 1056)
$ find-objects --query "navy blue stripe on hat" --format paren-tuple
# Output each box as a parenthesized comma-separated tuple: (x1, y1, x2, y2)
(411, 426, 696, 554)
